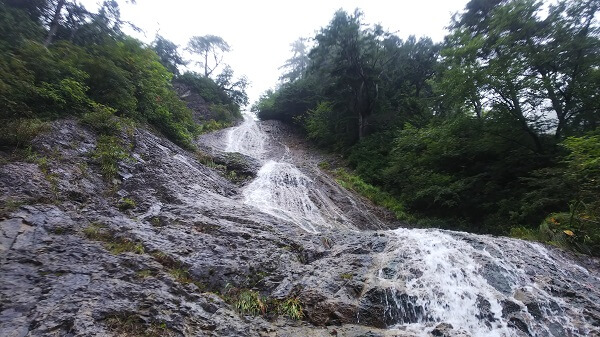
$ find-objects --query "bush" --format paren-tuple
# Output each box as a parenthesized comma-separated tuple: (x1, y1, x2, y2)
(0, 118, 47, 149)
(81, 104, 122, 135)
(93, 135, 129, 180)
(276, 297, 304, 320)
(117, 198, 136, 211)
(176, 72, 231, 105)
(332, 168, 407, 220)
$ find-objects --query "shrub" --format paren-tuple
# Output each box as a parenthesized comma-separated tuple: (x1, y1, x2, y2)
(117, 198, 136, 211)
(93, 135, 128, 180)
(333, 168, 408, 220)
(276, 297, 304, 320)
(0, 118, 48, 149)
(81, 104, 122, 135)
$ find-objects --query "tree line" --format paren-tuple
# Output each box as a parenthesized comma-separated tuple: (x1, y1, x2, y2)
(253, 0, 600, 255)
(0, 0, 247, 149)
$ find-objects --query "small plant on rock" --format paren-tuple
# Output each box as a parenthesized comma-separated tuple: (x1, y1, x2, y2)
(118, 198, 136, 211)
(340, 273, 353, 280)
(276, 297, 304, 320)
(233, 289, 266, 316)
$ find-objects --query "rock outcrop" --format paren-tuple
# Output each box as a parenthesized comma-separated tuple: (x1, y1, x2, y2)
(1, 119, 599, 337)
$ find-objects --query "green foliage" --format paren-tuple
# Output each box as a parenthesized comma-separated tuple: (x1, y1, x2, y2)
(0, 118, 48, 149)
(250, 2, 598, 252)
(84, 223, 144, 255)
(81, 104, 121, 135)
(83, 223, 109, 241)
(276, 297, 304, 320)
(93, 135, 128, 180)
(152, 35, 185, 75)
(175, 72, 232, 105)
(0, 199, 27, 217)
(105, 313, 174, 337)
(233, 289, 266, 316)
(209, 103, 242, 125)
(332, 168, 407, 220)
(135, 269, 155, 279)
(0, 2, 204, 149)
(340, 273, 353, 280)
(168, 268, 205, 290)
(253, 76, 320, 125)
(117, 198, 136, 211)
(105, 239, 145, 255)
(305, 101, 341, 148)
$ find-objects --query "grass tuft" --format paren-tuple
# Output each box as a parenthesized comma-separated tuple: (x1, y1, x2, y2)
(332, 168, 408, 220)
(117, 198, 136, 211)
(105, 313, 173, 337)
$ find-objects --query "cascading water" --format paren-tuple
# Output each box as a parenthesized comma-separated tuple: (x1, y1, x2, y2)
(225, 112, 352, 233)
(225, 112, 267, 159)
(223, 112, 599, 336)
(372, 228, 598, 336)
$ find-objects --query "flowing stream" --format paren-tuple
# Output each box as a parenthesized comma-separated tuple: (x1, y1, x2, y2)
(225, 112, 352, 233)
(224, 112, 598, 336)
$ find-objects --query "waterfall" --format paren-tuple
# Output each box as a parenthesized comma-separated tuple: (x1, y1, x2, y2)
(372, 228, 596, 336)
(225, 112, 267, 159)
(225, 112, 352, 233)
(223, 112, 598, 336)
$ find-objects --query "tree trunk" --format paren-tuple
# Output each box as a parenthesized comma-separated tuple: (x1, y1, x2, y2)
(44, 0, 66, 47)
(204, 51, 208, 77)
(509, 87, 544, 154)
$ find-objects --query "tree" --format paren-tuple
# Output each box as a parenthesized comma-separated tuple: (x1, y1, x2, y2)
(530, 0, 600, 138)
(308, 10, 394, 141)
(152, 35, 185, 74)
(442, 0, 600, 151)
(279, 37, 310, 83)
(215, 65, 249, 106)
(187, 35, 230, 78)
(44, 0, 65, 46)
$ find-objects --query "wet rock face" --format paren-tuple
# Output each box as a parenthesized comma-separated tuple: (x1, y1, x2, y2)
(0, 120, 399, 336)
(358, 288, 427, 328)
(1, 119, 600, 337)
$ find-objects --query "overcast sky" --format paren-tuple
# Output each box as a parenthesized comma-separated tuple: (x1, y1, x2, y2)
(80, 0, 470, 106)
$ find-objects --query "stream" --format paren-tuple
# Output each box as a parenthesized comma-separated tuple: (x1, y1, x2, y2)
(224, 112, 599, 336)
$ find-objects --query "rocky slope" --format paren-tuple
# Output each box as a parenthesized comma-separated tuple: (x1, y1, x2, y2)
(1, 118, 599, 337)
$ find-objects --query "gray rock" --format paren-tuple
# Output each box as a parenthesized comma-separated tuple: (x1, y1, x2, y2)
(1, 119, 599, 337)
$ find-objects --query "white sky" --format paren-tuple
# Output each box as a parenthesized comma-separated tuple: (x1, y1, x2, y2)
(80, 0, 470, 106)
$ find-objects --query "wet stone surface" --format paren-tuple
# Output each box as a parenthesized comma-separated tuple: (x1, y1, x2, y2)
(0, 118, 599, 337)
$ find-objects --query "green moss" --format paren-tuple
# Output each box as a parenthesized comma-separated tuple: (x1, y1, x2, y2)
(84, 223, 144, 255)
(105, 240, 144, 255)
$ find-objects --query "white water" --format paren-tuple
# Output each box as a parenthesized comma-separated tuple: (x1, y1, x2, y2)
(223, 112, 598, 336)
(225, 112, 267, 159)
(225, 112, 352, 233)
(376, 228, 595, 336)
